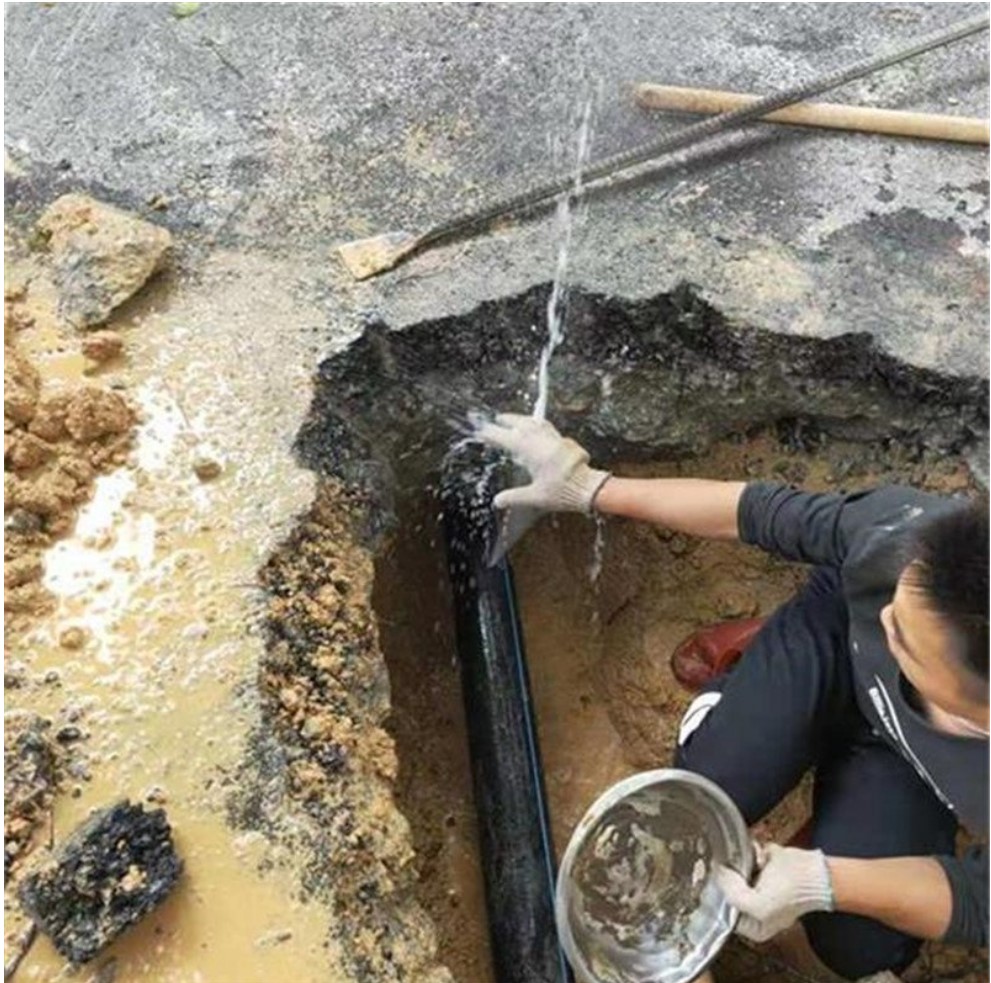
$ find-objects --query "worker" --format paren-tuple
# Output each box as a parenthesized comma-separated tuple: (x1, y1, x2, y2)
(478, 413, 988, 982)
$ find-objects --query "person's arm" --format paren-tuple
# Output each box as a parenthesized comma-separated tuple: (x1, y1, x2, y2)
(826, 855, 952, 940)
(718, 844, 988, 948)
(594, 476, 745, 540)
(475, 414, 939, 565)
(476, 415, 843, 554)
(931, 845, 987, 945)
(476, 414, 745, 538)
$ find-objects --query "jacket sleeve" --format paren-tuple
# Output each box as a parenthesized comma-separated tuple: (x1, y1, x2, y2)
(738, 482, 866, 566)
(936, 844, 988, 947)
(737, 482, 948, 568)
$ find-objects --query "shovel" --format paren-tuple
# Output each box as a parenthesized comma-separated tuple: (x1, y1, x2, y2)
(337, 13, 988, 281)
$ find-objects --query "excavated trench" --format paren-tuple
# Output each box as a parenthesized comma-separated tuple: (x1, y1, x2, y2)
(253, 283, 986, 983)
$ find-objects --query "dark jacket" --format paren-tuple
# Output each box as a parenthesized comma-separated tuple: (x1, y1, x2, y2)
(739, 482, 987, 946)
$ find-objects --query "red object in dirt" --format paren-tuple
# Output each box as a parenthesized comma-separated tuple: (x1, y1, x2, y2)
(671, 617, 767, 691)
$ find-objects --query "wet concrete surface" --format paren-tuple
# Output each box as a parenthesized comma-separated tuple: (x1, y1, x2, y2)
(4, 2, 989, 376)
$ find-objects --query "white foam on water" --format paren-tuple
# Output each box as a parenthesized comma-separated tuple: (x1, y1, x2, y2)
(42, 381, 206, 664)
(134, 381, 188, 472)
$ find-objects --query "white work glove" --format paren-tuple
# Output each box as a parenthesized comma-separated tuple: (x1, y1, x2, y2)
(716, 843, 834, 943)
(474, 413, 611, 513)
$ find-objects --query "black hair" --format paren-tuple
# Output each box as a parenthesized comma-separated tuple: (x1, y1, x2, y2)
(906, 500, 989, 691)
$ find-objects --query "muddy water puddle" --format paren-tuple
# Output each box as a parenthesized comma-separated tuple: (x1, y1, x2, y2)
(5, 250, 343, 981)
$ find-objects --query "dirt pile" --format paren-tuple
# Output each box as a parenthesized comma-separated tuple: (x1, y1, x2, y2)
(4, 299, 135, 628)
(38, 194, 172, 328)
(255, 480, 451, 983)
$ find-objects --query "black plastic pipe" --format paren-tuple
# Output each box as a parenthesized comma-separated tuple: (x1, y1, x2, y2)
(441, 456, 571, 983)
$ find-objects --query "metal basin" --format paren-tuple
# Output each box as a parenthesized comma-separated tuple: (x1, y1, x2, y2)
(555, 769, 753, 983)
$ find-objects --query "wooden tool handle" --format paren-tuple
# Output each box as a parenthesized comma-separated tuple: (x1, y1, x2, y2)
(634, 83, 989, 145)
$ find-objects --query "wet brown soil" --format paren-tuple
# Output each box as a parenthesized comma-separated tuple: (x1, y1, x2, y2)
(373, 503, 494, 982)
(257, 481, 451, 983)
(4, 280, 136, 632)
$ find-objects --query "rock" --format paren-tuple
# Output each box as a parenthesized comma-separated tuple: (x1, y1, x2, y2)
(59, 626, 89, 650)
(65, 760, 91, 781)
(4, 554, 44, 589)
(28, 392, 72, 442)
(4, 715, 58, 874)
(6, 431, 55, 472)
(19, 800, 182, 963)
(5, 508, 43, 535)
(81, 331, 124, 364)
(192, 455, 222, 481)
(4, 346, 40, 426)
(64, 388, 134, 443)
(38, 194, 172, 329)
(64, 705, 86, 723)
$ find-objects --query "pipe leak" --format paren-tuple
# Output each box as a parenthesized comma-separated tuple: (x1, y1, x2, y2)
(440, 451, 572, 983)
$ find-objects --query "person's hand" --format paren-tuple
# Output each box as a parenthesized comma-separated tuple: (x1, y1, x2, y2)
(716, 843, 834, 943)
(474, 413, 611, 513)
